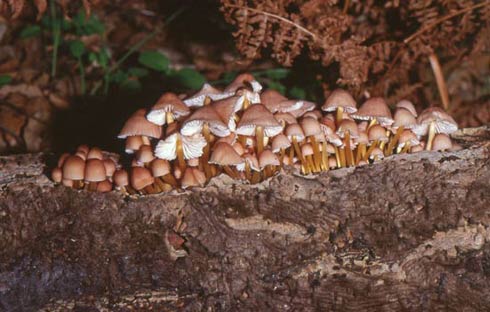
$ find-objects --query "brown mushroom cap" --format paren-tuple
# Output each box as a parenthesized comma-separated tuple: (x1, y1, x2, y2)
(96, 180, 112, 193)
(57, 152, 71, 168)
(62, 155, 86, 180)
(300, 117, 322, 137)
(322, 89, 357, 113)
(113, 169, 129, 187)
(87, 147, 103, 160)
(130, 167, 155, 191)
(181, 168, 206, 189)
(260, 89, 288, 113)
(258, 150, 280, 168)
(368, 124, 389, 142)
(136, 145, 155, 164)
(209, 142, 243, 166)
(146, 92, 190, 126)
(51, 167, 63, 183)
(301, 143, 314, 157)
(150, 159, 171, 177)
(212, 96, 241, 131)
(396, 100, 418, 117)
(118, 109, 162, 139)
(184, 83, 232, 107)
(355, 131, 369, 145)
(224, 73, 262, 93)
(285, 123, 306, 142)
(75, 151, 87, 161)
(271, 134, 291, 153)
(351, 97, 393, 126)
(103, 159, 117, 177)
(432, 133, 453, 151)
(336, 119, 359, 139)
(236, 153, 260, 172)
(393, 108, 417, 129)
(76, 144, 90, 155)
(236, 104, 283, 137)
(369, 147, 385, 159)
(180, 105, 229, 137)
(274, 112, 298, 126)
(413, 107, 458, 136)
(398, 129, 420, 147)
(125, 136, 145, 154)
(84, 159, 107, 182)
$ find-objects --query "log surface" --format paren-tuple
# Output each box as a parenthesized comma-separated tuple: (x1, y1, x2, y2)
(1, 128, 490, 311)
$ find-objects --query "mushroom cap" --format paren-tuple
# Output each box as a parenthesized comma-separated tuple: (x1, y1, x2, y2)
(75, 151, 87, 161)
(155, 133, 207, 161)
(103, 159, 117, 177)
(146, 92, 190, 126)
(355, 131, 369, 145)
(113, 169, 129, 187)
(323, 143, 336, 154)
(368, 124, 389, 142)
(215, 133, 237, 146)
(328, 157, 338, 169)
(370, 147, 385, 159)
(351, 97, 393, 126)
(62, 155, 86, 180)
(393, 108, 417, 129)
(87, 147, 103, 160)
(125, 136, 145, 154)
(287, 100, 316, 118)
(232, 142, 246, 155)
(51, 167, 63, 183)
(212, 96, 242, 131)
(274, 112, 298, 126)
(184, 83, 232, 107)
(396, 100, 418, 117)
(411, 144, 424, 153)
(62, 179, 74, 187)
(181, 168, 206, 189)
(187, 158, 200, 167)
(432, 133, 453, 151)
(224, 73, 262, 93)
(300, 117, 322, 137)
(271, 134, 291, 153)
(258, 150, 280, 168)
(57, 152, 70, 168)
(398, 129, 420, 147)
(84, 159, 107, 182)
(77, 144, 90, 155)
(303, 110, 322, 120)
(136, 145, 155, 164)
(336, 119, 359, 139)
(150, 159, 171, 177)
(260, 89, 288, 113)
(301, 143, 314, 156)
(285, 123, 305, 142)
(322, 89, 357, 113)
(209, 142, 243, 166)
(236, 153, 260, 172)
(96, 180, 113, 193)
(320, 116, 336, 132)
(236, 104, 283, 137)
(130, 167, 154, 191)
(357, 121, 369, 132)
(413, 107, 458, 136)
(180, 105, 229, 137)
(118, 109, 162, 139)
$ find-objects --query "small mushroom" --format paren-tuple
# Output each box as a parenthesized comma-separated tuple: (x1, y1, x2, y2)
(84, 159, 107, 191)
(125, 135, 146, 154)
(413, 107, 458, 151)
(113, 169, 134, 195)
(386, 108, 417, 156)
(118, 109, 162, 141)
(224, 73, 262, 109)
(351, 97, 394, 128)
(236, 153, 260, 182)
(87, 147, 103, 160)
(274, 112, 298, 127)
(130, 167, 156, 194)
(155, 133, 207, 172)
(321, 89, 357, 125)
(183, 83, 232, 107)
(336, 119, 359, 167)
(146, 92, 190, 126)
(62, 155, 86, 189)
(181, 167, 207, 189)
(396, 100, 418, 117)
(135, 145, 155, 167)
(150, 158, 177, 188)
(209, 142, 244, 179)
(259, 149, 280, 179)
(301, 143, 316, 174)
(96, 180, 113, 193)
(431, 133, 453, 151)
(103, 159, 117, 181)
(51, 167, 62, 183)
(364, 124, 389, 161)
(271, 133, 291, 165)
(300, 117, 323, 171)
(285, 123, 306, 164)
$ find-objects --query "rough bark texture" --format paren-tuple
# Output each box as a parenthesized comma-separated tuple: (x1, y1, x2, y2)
(1, 127, 490, 311)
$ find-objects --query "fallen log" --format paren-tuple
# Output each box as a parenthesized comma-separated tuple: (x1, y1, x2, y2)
(1, 127, 490, 311)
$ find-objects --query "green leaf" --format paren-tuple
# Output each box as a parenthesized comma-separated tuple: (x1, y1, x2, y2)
(172, 68, 206, 90)
(289, 86, 307, 99)
(263, 68, 290, 80)
(20, 25, 41, 39)
(267, 81, 286, 95)
(120, 78, 142, 91)
(69, 40, 85, 58)
(0, 75, 12, 87)
(111, 70, 128, 84)
(138, 51, 170, 72)
(128, 67, 149, 78)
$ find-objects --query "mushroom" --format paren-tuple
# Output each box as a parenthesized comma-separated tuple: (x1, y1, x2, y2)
(130, 167, 156, 194)
(84, 159, 107, 191)
(364, 124, 389, 161)
(285, 123, 306, 164)
(351, 97, 394, 128)
(386, 108, 417, 156)
(183, 83, 232, 107)
(155, 133, 207, 172)
(236, 104, 283, 154)
(211, 95, 242, 133)
(274, 112, 298, 127)
(57, 152, 71, 168)
(224, 73, 262, 109)
(62, 155, 86, 189)
(87, 147, 103, 160)
(150, 158, 178, 188)
(413, 107, 458, 151)
(125, 135, 146, 154)
(113, 169, 134, 195)
(103, 158, 117, 181)
(336, 119, 359, 167)
(180, 104, 229, 139)
(181, 167, 207, 189)
(431, 133, 453, 151)
(300, 117, 323, 171)
(397, 129, 420, 154)
(209, 142, 244, 179)
(135, 145, 155, 167)
(301, 143, 316, 174)
(51, 167, 62, 183)
(259, 149, 280, 179)
(321, 89, 357, 125)
(271, 133, 291, 165)
(369, 147, 385, 162)
(146, 92, 190, 126)
(396, 100, 418, 117)
(354, 131, 369, 164)
(118, 109, 162, 142)
(236, 153, 260, 182)
(96, 180, 113, 193)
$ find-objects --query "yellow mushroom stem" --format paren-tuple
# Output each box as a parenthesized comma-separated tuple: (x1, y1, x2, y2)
(321, 142, 329, 171)
(336, 106, 344, 126)
(141, 136, 151, 145)
(355, 143, 366, 165)
(166, 112, 175, 125)
(251, 171, 261, 184)
(292, 137, 305, 163)
(279, 148, 286, 166)
(223, 165, 237, 179)
(144, 184, 156, 194)
(243, 97, 250, 110)
(338, 148, 346, 168)
(309, 136, 322, 172)
(426, 122, 436, 151)
(333, 145, 341, 168)
(204, 96, 212, 105)
(256, 126, 264, 155)
(367, 118, 378, 130)
(344, 132, 354, 167)
(175, 136, 187, 172)
(386, 126, 404, 156)
(201, 124, 213, 180)
(87, 182, 97, 192)
(305, 155, 317, 173)
(245, 162, 252, 181)
(364, 140, 379, 161)
(401, 142, 411, 154)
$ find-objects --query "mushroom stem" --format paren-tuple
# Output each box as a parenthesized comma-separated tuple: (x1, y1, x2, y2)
(251, 171, 261, 184)
(364, 140, 379, 161)
(338, 148, 346, 168)
(344, 132, 354, 167)
(355, 143, 365, 165)
(256, 126, 264, 155)
(321, 142, 329, 171)
(336, 106, 344, 126)
(279, 148, 286, 166)
(162, 174, 178, 187)
(176, 136, 187, 172)
(386, 126, 404, 156)
(166, 113, 175, 125)
(426, 122, 436, 151)
(305, 155, 316, 174)
(401, 143, 411, 154)
(292, 137, 304, 163)
(245, 162, 252, 181)
(264, 166, 272, 179)
(204, 96, 212, 105)
(333, 145, 341, 168)
(141, 136, 151, 145)
(309, 136, 322, 172)
(243, 97, 250, 110)
(144, 184, 156, 194)
(154, 178, 167, 192)
(367, 119, 377, 130)
(223, 165, 237, 179)
(88, 182, 97, 192)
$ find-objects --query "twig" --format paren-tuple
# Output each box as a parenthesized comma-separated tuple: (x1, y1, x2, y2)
(225, 5, 317, 39)
(428, 53, 450, 110)
(404, 2, 490, 44)
(342, 0, 350, 14)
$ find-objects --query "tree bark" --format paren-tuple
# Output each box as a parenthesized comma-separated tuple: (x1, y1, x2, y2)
(1, 127, 490, 311)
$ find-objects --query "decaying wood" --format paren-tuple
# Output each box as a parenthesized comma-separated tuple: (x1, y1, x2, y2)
(1, 127, 490, 311)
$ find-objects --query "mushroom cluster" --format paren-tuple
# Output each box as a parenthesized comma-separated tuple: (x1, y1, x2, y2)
(51, 73, 460, 194)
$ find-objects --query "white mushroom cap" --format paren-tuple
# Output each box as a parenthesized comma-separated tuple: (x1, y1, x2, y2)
(351, 97, 394, 126)
(236, 104, 284, 137)
(183, 83, 233, 107)
(146, 93, 190, 126)
(413, 107, 458, 136)
(396, 100, 418, 117)
(154, 133, 207, 161)
(180, 105, 230, 137)
(322, 89, 357, 113)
